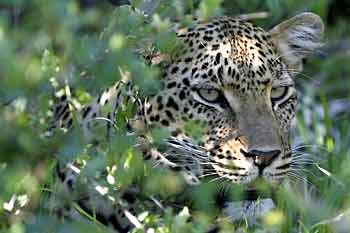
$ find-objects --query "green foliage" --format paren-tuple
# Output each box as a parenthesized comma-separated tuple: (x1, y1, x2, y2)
(0, 0, 349, 233)
(197, 0, 223, 20)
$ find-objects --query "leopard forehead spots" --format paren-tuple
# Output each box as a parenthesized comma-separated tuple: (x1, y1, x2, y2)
(173, 18, 289, 98)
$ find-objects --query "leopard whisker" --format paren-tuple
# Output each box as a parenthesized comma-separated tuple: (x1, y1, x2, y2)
(281, 69, 319, 83)
(291, 156, 321, 162)
(291, 155, 316, 162)
(291, 154, 313, 159)
(291, 162, 315, 167)
(292, 152, 312, 156)
(201, 168, 218, 173)
(199, 173, 218, 178)
(292, 144, 328, 151)
(291, 158, 315, 163)
(287, 170, 317, 190)
(291, 160, 317, 165)
(290, 166, 317, 177)
(291, 156, 314, 160)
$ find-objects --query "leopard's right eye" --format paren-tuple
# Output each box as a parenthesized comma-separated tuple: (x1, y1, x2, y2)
(197, 88, 221, 103)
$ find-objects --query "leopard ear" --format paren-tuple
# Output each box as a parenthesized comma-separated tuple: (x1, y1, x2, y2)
(269, 12, 324, 72)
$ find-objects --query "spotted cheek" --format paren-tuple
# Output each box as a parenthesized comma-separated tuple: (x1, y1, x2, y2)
(203, 123, 237, 148)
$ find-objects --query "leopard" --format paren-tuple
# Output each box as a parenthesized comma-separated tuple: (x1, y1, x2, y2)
(47, 12, 324, 232)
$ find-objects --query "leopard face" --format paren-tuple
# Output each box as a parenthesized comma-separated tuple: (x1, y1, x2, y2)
(142, 14, 324, 185)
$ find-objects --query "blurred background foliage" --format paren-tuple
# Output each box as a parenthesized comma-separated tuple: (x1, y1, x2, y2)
(0, 0, 349, 232)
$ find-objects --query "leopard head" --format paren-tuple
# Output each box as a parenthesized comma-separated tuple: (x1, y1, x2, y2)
(143, 13, 324, 185)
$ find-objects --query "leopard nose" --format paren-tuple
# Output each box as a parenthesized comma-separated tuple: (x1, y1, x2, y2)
(241, 149, 280, 168)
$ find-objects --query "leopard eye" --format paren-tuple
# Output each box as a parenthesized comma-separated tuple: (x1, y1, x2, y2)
(197, 88, 220, 102)
(271, 86, 288, 102)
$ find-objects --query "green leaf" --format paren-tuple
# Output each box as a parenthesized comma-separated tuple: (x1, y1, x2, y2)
(197, 0, 222, 20)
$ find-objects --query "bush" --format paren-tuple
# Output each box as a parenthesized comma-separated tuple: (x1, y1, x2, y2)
(0, 0, 349, 232)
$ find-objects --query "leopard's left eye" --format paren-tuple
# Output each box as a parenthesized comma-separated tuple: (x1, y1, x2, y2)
(197, 88, 220, 102)
(271, 86, 288, 102)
